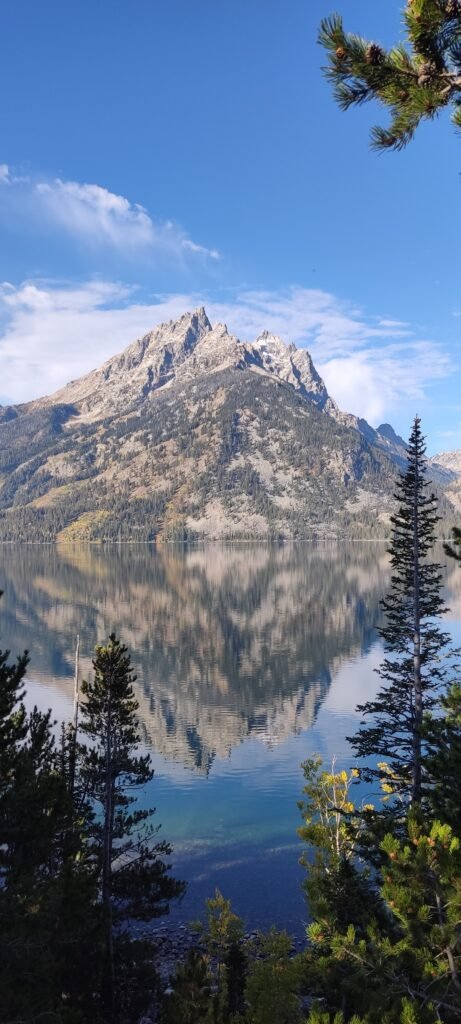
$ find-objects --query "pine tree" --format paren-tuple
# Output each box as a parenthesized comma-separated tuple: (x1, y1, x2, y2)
(0, 595, 100, 1022)
(191, 888, 246, 1021)
(160, 948, 215, 1024)
(319, 3, 461, 151)
(350, 416, 452, 805)
(224, 939, 247, 1019)
(244, 928, 303, 1024)
(299, 761, 461, 1022)
(306, 1013, 364, 1024)
(79, 633, 185, 1020)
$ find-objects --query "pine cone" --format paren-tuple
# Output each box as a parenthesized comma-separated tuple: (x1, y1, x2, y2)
(335, 46, 346, 60)
(365, 43, 385, 66)
(417, 61, 437, 85)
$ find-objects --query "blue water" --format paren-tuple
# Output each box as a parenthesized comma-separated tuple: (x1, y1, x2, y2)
(1, 542, 459, 936)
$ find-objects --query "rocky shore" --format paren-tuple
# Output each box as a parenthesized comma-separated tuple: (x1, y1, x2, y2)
(134, 920, 309, 1022)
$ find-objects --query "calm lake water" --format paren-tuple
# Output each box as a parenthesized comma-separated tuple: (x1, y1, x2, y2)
(1, 542, 460, 936)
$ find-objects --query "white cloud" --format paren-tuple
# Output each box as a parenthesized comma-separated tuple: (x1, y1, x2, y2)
(0, 166, 220, 261)
(378, 318, 409, 329)
(319, 345, 449, 425)
(204, 287, 451, 425)
(182, 238, 220, 261)
(33, 178, 221, 259)
(0, 281, 195, 402)
(206, 287, 414, 355)
(36, 179, 155, 249)
(0, 281, 451, 420)
(321, 357, 386, 423)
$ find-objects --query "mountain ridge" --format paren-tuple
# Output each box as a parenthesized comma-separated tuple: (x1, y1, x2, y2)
(0, 307, 457, 542)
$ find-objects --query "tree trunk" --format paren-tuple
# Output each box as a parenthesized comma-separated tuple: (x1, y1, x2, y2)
(102, 672, 115, 1020)
(68, 634, 80, 800)
(412, 450, 422, 805)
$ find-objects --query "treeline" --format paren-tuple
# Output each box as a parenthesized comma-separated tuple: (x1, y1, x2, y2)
(0, 487, 169, 543)
(0, 631, 185, 1023)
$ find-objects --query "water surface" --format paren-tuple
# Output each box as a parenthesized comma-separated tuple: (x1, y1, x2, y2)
(1, 542, 460, 935)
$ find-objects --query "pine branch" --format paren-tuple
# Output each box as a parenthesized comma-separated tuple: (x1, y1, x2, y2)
(319, 7, 461, 149)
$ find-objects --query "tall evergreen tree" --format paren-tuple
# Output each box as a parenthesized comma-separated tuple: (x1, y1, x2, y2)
(0, 727, 99, 1024)
(79, 633, 185, 1021)
(0, 595, 100, 1023)
(319, 3, 461, 151)
(350, 416, 451, 805)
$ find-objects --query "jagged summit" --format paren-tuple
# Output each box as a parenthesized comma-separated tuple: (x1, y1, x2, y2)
(376, 423, 407, 450)
(251, 329, 336, 415)
(43, 306, 213, 415)
(30, 307, 341, 423)
(2, 305, 458, 544)
(254, 329, 296, 355)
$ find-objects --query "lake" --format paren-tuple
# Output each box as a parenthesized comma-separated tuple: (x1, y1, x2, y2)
(1, 542, 460, 937)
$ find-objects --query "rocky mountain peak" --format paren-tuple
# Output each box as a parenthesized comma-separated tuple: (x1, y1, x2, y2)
(42, 307, 345, 425)
(253, 329, 289, 353)
(6, 305, 459, 545)
(143, 305, 211, 357)
(163, 305, 211, 342)
(376, 423, 407, 450)
(209, 321, 230, 339)
(251, 329, 335, 415)
(48, 305, 212, 415)
(178, 320, 246, 378)
(29, 307, 407, 472)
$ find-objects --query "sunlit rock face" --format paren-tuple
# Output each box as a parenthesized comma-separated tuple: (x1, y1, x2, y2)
(0, 542, 393, 772)
(1, 306, 455, 542)
(0, 309, 428, 544)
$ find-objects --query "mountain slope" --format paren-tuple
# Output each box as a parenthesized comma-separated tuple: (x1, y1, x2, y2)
(0, 307, 449, 542)
(429, 450, 461, 476)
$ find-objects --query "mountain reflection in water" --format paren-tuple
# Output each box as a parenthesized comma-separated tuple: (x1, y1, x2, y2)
(0, 542, 391, 771)
(2, 542, 460, 932)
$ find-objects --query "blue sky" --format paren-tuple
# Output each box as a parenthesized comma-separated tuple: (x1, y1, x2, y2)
(1, 0, 460, 452)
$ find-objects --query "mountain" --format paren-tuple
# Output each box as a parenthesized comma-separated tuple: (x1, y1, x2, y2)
(427, 449, 461, 516)
(429, 450, 461, 476)
(0, 307, 455, 542)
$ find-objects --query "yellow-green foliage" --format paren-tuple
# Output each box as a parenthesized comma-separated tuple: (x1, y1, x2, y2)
(56, 510, 110, 543)
(31, 482, 77, 508)
(299, 756, 461, 1023)
(298, 757, 364, 863)
(193, 888, 244, 962)
(306, 1011, 363, 1024)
